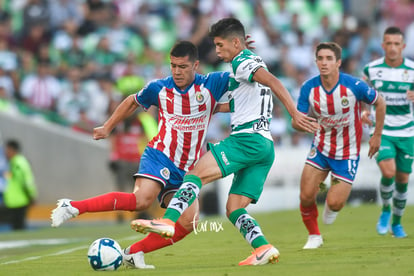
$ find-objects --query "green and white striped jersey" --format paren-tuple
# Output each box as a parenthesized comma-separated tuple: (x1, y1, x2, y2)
(363, 57, 414, 137)
(227, 49, 273, 140)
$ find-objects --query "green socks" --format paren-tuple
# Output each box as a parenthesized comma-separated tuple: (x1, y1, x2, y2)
(392, 182, 408, 226)
(164, 175, 202, 222)
(380, 177, 394, 212)
(379, 177, 408, 225)
(229, 208, 268, 249)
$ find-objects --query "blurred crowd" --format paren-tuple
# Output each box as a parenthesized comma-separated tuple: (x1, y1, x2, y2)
(0, 0, 413, 146)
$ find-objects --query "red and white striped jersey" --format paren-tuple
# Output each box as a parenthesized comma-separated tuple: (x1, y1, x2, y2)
(20, 75, 61, 110)
(134, 72, 229, 171)
(298, 73, 378, 160)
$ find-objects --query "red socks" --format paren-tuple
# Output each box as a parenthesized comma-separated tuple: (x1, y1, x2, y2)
(130, 222, 190, 254)
(71, 193, 191, 254)
(300, 203, 320, 235)
(71, 192, 137, 214)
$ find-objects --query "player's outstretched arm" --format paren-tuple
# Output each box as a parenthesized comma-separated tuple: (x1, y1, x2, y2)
(93, 94, 140, 140)
(290, 113, 319, 133)
(252, 67, 319, 133)
(368, 95, 385, 158)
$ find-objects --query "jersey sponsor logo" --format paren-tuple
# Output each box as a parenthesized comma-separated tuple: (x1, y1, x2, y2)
(168, 114, 208, 131)
(383, 94, 409, 105)
(319, 114, 350, 127)
(253, 116, 270, 131)
(160, 167, 170, 180)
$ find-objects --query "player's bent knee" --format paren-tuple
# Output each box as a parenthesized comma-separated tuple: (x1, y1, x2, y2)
(226, 205, 240, 218)
(133, 197, 154, 211)
(300, 194, 316, 206)
(326, 200, 345, 212)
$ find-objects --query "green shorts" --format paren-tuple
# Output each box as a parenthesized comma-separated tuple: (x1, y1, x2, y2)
(208, 133, 275, 203)
(377, 135, 414, 173)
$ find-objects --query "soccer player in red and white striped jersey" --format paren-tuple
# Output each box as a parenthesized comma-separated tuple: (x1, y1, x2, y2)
(51, 41, 230, 268)
(294, 42, 386, 249)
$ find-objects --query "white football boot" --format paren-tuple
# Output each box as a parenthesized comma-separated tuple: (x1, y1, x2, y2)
(303, 235, 323, 249)
(123, 250, 155, 269)
(51, 199, 79, 227)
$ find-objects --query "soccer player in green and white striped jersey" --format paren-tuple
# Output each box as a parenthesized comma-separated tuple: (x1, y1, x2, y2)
(130, 18, 318, 265)
(362, 26, 414, 238)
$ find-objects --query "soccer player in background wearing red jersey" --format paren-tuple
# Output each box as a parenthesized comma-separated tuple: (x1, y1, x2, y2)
(51, 41, 231, 268)
(295, 42, 386, 249)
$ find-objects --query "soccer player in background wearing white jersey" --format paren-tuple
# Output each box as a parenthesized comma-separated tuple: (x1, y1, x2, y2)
(51, 41, 232, 269)
(362, 26, 414, 238)
(297, 42, 386, 249)
(131, 18, 318, 266)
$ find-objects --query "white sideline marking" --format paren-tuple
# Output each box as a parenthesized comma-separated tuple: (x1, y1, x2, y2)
(0, 236, 138, 265)
(1, 246, 87, 265)
(0, 238, 82, 250)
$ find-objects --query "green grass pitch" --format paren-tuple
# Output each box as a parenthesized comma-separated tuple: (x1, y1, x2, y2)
(1, 204, 413, 276)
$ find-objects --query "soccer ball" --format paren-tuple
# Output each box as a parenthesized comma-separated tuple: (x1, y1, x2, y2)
(87, 238, 123, 271)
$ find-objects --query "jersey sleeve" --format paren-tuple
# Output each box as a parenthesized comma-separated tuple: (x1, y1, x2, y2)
(233, 57, 263, 83)
(297, 81, 311, 114)
(204, 71, 230, 101)
(134, 80, 160, 109)
(352, 77, 378, 104)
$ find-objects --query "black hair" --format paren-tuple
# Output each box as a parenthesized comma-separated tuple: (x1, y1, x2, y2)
(384, 26, 404, 38)
(170, 41, 198, 62)
(6, 139, 20, 152)
(209, 18, 245, 40)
